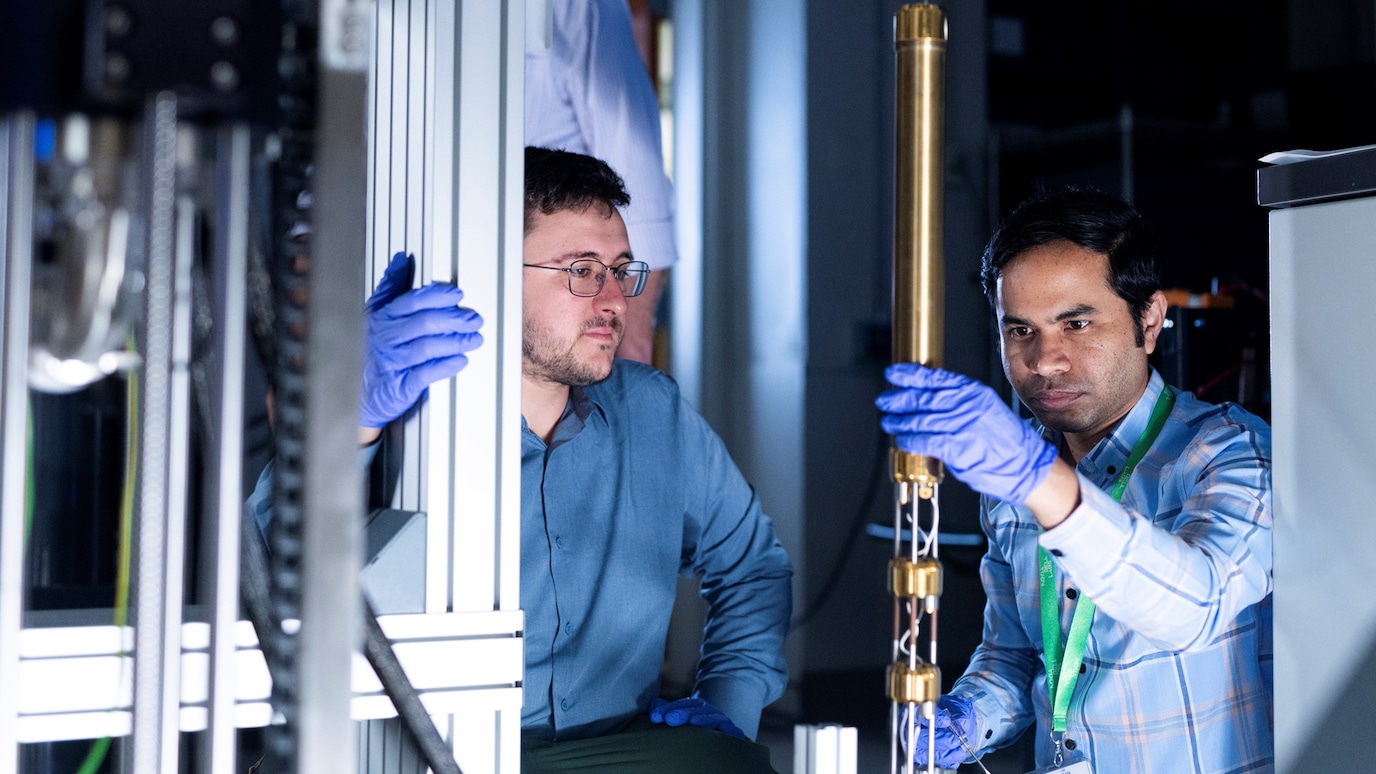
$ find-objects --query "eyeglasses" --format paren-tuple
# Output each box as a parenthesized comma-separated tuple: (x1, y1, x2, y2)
(522, 259, 649, 298)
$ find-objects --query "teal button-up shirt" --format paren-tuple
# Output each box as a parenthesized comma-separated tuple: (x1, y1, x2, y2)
(520, 360, 791, 742)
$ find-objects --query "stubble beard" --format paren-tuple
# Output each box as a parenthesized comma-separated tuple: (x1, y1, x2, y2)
(522, 315, 623, 387)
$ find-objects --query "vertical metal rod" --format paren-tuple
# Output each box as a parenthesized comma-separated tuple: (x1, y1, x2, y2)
(0, 111, 36, 774)
(201, 124, 251, 774)
(131, 91, 186, 774)
(299, 1, 372, 770)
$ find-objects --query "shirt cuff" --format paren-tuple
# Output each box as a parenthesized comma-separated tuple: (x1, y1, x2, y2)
(694, 676, 768, 741)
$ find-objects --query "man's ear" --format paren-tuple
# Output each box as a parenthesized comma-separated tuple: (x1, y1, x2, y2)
(1141, 290, 1169, 354)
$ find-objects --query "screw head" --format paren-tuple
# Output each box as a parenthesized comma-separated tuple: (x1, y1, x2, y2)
(105, 6, 132, 37)
(105, 52, 131, 83)
(209, 61, 239, 92)
(210, 16, 240, 46)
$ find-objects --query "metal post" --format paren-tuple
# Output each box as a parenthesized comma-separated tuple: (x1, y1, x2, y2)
(297, 1, 371, 771)
(0, 111, 36, 774)
(200, 123, 251, 774)
(128, 91, 190, 774)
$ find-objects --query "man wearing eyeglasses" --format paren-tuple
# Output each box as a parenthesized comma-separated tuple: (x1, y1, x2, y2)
(343, 146, 791, 772)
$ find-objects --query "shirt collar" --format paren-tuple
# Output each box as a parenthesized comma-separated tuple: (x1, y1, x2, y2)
(540, 383, 609, 451)
(1042, 369, 1167, 484)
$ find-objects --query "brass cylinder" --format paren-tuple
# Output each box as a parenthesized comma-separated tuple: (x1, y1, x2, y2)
(887, 661, 942, 704)
(889, 557, 942, 600)
(893, 3, 945, 369)
(892, 4, 947, 496)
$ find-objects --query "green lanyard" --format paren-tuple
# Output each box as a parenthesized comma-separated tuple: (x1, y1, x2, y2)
(1038, 387, 1175, 734)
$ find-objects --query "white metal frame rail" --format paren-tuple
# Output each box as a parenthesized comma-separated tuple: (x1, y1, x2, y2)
(13, 610, 523, 743)
(363, 0, 526, 772)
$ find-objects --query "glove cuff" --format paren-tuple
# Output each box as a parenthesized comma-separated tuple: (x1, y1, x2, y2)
(1009, 437, 1059, 506)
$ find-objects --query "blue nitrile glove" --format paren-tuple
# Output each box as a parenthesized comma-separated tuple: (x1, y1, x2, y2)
(360, 252, 484, 428)
(877, 363, 1058, 506)
(905, 694, 978, 770)
(649, 697, 747, 740)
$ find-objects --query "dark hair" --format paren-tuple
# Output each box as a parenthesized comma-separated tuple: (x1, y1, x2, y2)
(524, 146, 630, 233)
(980, 187, 1161, 346)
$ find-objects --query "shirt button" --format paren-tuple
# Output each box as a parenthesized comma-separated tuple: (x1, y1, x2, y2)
(554, 535, 565, 549)
(1049, 549, 1064, 557)
(561, 698, 570, 711)
(565, 621, 574, 635)
(1065, 738, 1077, 750)
(1066, 588, 1078, 600)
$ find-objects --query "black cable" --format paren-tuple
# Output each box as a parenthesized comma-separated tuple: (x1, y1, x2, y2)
(362, 598, 464, 774)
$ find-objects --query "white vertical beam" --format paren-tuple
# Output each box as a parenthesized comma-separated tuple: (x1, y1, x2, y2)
(670, 0, 705, 409)
(496, 0, 526, 621)
(745, 0, 807, 715)
(201, 124, 250, 774)
(449, 0, 504, 618)
(0, 112, 35, 774)
(422, 0, 458, 615)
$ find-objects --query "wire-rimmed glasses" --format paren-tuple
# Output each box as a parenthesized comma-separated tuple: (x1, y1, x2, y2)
(522, 259, 649, 298)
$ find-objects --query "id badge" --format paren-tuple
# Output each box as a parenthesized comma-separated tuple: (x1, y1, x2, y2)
(1025, 752, 1092, 774)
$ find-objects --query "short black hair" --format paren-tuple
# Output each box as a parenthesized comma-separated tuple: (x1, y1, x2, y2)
(980, 187, 1161, 346)
(524, 146, 630, 233)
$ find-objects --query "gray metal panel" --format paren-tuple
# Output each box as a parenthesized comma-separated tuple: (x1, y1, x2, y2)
(1270, 195, 1376, 772)
(362, 509, 428, 615)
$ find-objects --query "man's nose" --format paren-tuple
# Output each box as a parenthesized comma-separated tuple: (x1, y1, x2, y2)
(1029, 334, 1071, 375)
(593, 272, 627, 316)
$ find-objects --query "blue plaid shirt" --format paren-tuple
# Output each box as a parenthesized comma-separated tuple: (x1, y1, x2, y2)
(954, 371, 1273, 773)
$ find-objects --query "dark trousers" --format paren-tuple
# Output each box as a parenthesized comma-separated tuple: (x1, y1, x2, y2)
(521, 716, 778, 773)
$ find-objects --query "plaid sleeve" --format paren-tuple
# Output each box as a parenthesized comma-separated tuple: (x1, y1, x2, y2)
(1039, 408, 1272, 651)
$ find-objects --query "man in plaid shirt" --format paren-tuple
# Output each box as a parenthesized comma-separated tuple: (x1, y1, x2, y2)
(878, 189, 1272, 773)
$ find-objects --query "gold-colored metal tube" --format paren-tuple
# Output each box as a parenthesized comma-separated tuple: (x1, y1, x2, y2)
(893, 4, 947, 500)
(893, 3, 945, 369)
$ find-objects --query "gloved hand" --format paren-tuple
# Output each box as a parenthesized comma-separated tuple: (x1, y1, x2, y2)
(905, 694, 978, 770)
(877, 363, 1058, 506)
(360, 252, 484, 429)
(649, 697, 747, 740)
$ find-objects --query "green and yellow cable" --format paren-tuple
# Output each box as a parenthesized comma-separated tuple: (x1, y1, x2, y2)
(75, 362, 138, 774)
